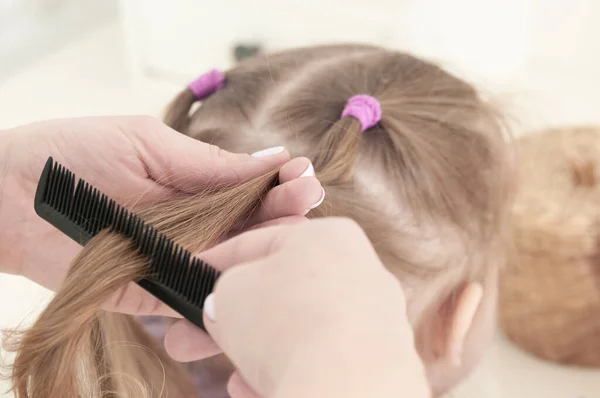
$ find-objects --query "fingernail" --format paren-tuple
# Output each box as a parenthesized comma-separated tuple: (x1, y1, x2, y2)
(310, 188, 325, 209)
(300, 162, 315, 178)
(204, 293, 216, 322)
(305, 187, 325, 214)
(251, 146, 285, 158)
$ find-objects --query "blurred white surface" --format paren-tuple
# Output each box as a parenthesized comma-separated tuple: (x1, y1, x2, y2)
(118, 0, 600, 134)
(0, 0, 118, 80)
(1, 12, 600, 398)
(118, 0, 531, 91)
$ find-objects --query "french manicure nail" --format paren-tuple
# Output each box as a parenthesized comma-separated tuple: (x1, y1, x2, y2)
(300, 162, 315, 178)
(204, 293, 216, 322)
(251, 146, 285, 158)
(307, 187, 325, 212)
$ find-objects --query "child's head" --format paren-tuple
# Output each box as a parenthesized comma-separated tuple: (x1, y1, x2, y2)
(168, 44, 512, 394)
(4, 44, 511, 397)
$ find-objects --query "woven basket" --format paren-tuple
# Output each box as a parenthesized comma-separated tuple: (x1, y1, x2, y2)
(499, 126, 600, 366)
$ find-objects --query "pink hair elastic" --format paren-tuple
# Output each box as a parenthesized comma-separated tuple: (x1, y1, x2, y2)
(187, 69, 225, 100)
(341, 95, 382, 131)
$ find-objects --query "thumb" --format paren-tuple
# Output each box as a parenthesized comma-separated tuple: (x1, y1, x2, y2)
(134, 119, 290, 192)
(200, 224, 289, 271)
(201, 260, 271, 394)
(164, 225, 289, 362)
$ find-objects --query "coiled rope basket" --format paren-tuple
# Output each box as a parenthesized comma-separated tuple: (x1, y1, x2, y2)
(499, 125, 600, 366)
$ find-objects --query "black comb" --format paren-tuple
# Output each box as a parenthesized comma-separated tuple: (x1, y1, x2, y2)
(34, 157, 219, 331)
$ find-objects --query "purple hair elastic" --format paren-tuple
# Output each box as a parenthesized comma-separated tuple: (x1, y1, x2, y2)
(341, 94, 382, 131)
(187, 69, 225, 100)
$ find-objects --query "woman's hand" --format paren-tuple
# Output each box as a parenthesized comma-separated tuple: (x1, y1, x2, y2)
(0, 116, 323, 315)
(165, 218, 430, 398)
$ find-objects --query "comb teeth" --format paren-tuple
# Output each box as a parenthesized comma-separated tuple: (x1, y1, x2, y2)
(34, 157, 220, 330)
(44, 162, 76, 217)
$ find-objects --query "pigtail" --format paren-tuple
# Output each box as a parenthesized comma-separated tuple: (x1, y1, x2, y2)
(164, 89, 197, 134)
(164, 68, 226, 134)
(313, 117, 363, 184)
(313, 94, 381, 184)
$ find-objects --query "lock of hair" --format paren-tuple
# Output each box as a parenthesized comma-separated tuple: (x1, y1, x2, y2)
(34, 157, 219, 331)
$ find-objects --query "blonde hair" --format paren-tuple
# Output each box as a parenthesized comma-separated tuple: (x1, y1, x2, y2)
(3, 44, 511, 397)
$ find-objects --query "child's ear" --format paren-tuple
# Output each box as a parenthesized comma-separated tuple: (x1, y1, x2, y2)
(444, 283, 483, 365)
(419, 282, 484, 367)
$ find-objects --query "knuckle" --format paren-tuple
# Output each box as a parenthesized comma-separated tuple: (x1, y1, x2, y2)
(208, 144, 227, 161)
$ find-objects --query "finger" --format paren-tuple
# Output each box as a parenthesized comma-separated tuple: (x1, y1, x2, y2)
(167, 223, 292, 362)
(137, 221, 293, 361)
(198, 224, 288, 272)
(228, 371, 262, 398)
(158, 142, 289, 193)
(103, 282, 182, 317)
(250, 177, 324, 225)
(278, 157, 314, 183)
(201, 259, 269, 371)
(130, 118, 290, 192)
(247, 215, 308, 232)
(232, 156, 316, 230)
(164, 319, 222, 362)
